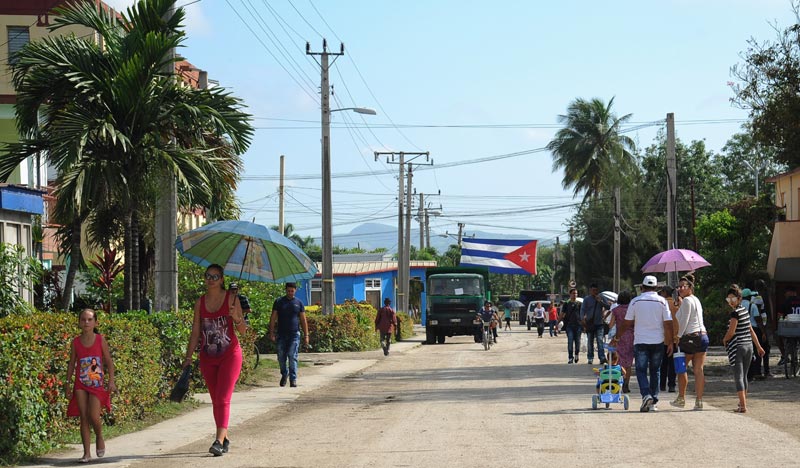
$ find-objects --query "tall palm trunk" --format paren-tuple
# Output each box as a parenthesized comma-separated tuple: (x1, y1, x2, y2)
(124, 210, 132, 311)
(61, 217, 83, 311)
(131, 212, 140, 310)
(123, 207, 142, 311)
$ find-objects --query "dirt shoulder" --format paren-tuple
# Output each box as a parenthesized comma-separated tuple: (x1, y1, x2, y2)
(691, 349, 800, 441)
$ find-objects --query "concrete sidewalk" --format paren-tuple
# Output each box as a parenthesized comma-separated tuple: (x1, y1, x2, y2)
(24, 337, 424, 467)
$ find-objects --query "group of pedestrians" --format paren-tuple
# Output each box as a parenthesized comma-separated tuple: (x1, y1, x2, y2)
(567, 274, 773, 414)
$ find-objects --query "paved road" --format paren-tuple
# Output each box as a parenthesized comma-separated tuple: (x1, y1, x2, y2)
(28, 327, 800, 467)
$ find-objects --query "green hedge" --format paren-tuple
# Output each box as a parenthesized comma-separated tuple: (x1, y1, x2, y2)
(255, 302, 416, 353)
(0, 312, 161, 463)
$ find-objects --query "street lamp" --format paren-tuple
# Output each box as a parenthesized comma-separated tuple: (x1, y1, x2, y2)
(743, 159, 768, 197)
(321, 105, 376, 315)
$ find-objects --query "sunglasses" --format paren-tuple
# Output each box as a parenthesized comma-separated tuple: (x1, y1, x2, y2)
(204, 273, 221, 281)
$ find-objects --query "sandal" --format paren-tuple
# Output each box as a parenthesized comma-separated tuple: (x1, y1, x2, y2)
(733, 406, 748, 413)
(77, 456, 91, 463)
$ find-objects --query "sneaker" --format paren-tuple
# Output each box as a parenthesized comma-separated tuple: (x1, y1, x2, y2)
(290, 380, 297, 387)
(599, 359, 608, 365)
(574, 356, 579, 364)
(668, 386, 676, 393)
(222, 438, 230, 453)
(587, 360, 593, 365)
(209, 439, 224, 457)
(568, 358, 574, 364)
(650, 404, 659, 412)
(670, 396, 686, 408)
(778, 356, 787, 366)
(640, 395, 653, 413)
(383, 349, 389, 356)
(280, 375, 288, 387)
(694, 399, 703, 411)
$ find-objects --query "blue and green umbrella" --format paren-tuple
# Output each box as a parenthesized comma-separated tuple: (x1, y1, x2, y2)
(175, 220, 318, 283)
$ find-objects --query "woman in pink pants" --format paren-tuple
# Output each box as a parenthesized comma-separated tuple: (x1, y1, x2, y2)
(184, 264, 247, 456)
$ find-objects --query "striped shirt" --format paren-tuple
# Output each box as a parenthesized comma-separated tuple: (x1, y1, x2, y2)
(731, 305, 752, 347)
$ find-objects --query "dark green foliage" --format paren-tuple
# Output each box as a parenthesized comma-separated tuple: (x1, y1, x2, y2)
(730, 3, 800, 167)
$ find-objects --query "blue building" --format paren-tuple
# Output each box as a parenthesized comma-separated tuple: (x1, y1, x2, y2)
(0, 184, 45, 304)
(298, 253, 436, 315)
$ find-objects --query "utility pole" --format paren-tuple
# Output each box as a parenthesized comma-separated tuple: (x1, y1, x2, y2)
(690, 176, 697, 252)
(404, 163, 413, 314)
(418, 192, 424, 250)
(457, 222, 465, 248)
(569, 226, 575, 288)
(278, 155, 285, 235)
(666, 112, 678, 286)
(375, 151, 431, 316)
(154, 3, 178, 313)
(308, 39, 344, 315)
(613, 187, 621, 293)
(553, 237, 560, 297)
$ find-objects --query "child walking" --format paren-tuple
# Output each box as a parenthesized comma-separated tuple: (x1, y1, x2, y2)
(65, 309, 116, 463)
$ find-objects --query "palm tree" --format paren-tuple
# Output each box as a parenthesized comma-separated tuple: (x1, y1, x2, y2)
(0, 0, 253, 310)
(547, 97, 636, 203)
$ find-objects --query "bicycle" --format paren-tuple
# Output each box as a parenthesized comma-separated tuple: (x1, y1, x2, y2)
(253, 342, 261, 369)
(777, 320, 800, 379)
(481, 320, 493, 351)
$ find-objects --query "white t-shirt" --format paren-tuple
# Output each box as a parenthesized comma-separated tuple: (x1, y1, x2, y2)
(675, 295, 706, 336)
(625, 291, 672, 345)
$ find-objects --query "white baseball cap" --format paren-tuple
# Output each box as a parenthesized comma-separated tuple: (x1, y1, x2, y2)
(642, 275, 658, 287)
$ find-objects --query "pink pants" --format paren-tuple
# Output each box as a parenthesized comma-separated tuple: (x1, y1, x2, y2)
(199, 345, 243, 429)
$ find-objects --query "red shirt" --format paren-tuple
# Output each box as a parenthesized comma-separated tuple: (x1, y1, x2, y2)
(200, 291, 240, 362)
(375, 306, 397, 333)
(549, 306, 559, 321)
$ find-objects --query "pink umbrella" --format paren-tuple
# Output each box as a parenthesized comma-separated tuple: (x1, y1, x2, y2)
(641, 248, 711, 273)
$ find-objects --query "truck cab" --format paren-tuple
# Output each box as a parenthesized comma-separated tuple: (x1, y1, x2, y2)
(425, 267, 490, 344)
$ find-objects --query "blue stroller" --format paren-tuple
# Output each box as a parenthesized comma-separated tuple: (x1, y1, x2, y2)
(591, 344, 629, 410)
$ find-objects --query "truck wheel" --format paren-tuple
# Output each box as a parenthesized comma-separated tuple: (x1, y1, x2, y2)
(425, 328, 436, 345)
(436, 334, 446, 344)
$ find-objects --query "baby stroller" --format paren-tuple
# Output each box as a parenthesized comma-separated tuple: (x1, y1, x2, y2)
(591, 344, 629, 410)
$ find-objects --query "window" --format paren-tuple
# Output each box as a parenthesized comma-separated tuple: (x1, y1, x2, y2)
(311, 279, 322, 290)
(7, 26, 30, 64)
(365, 278, 381, 290)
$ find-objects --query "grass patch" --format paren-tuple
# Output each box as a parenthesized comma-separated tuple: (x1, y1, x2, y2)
(59, 399, 202, 445)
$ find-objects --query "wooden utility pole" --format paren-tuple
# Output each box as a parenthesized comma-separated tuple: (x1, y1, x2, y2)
(569, 226, 575, 287)
(278, 155, 285, 235)
(666, 113, 678, 286)
(375, 151, 431, 315)
(613, 187, 621, 292)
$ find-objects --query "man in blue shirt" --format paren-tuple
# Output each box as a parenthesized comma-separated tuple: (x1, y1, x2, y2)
(581, 283, 607, 365)
(475, 301, 498, 344)
(269, 282, 309, 387)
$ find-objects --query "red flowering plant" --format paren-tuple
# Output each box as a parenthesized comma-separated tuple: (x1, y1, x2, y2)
(87, 249, 124, 313)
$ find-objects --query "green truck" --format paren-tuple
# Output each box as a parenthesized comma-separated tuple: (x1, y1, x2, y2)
(425, 266, 491, 344)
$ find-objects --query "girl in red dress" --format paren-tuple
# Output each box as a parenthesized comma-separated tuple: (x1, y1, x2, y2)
(65, 309, 117, 463)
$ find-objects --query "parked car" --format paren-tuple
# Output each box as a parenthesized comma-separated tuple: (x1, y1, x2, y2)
(526, 300, 551, 330)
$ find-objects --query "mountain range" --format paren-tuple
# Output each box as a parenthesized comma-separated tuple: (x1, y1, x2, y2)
(322, 222, 552, 254)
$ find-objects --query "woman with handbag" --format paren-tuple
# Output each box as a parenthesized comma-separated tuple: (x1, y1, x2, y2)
(670, 274, 709, 410)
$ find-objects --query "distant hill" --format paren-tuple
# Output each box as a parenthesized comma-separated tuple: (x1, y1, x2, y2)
(325, 223, 553, 254)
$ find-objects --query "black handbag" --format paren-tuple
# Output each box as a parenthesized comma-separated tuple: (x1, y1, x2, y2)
(169, 365, 192, 402)
(679, 333, 702, 354)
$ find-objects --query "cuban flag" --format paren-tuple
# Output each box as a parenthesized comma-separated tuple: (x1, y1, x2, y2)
(460, 238, 538, 275)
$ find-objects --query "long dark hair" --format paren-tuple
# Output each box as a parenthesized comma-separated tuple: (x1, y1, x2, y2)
(206, 264, 226, 290)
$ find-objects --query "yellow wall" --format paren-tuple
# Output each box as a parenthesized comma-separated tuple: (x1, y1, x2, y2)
(772, 171, 799, 221)
(1, 16, 92, 95)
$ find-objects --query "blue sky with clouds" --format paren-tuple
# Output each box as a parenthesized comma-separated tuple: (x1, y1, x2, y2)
(106, 0, 794, 248)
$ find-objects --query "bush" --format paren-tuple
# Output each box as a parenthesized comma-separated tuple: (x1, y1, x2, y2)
(0, 312, 162, 463)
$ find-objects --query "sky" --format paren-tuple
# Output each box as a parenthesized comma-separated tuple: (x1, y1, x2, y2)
(105, 0, 796, 250)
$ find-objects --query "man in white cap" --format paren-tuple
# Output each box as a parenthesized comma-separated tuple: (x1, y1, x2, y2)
(615, 275, 674, 412)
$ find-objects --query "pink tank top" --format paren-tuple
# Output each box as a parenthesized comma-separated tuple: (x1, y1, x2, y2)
(199, 291, 240, 361)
